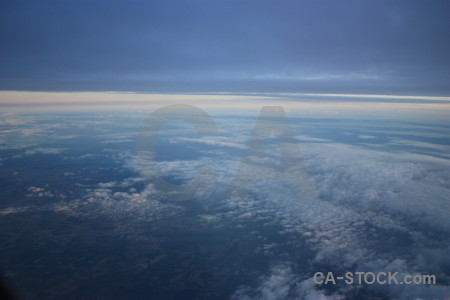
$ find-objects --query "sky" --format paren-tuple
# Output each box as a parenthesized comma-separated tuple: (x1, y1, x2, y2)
(1, 0, 449, 96)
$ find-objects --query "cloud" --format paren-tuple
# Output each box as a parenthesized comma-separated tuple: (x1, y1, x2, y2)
(222, 139, 450, 298)
(2, 111, 449, 299)
(169, 137, 246, 149)
(357, 135, 376, 139)
(386, 138, 450, 158)
(27, 186, 54, 197)
(0, 118, 28, 126)
(52, 178, 183, 240)
(97, 181, 117, 188)
(1, 1, 449, 94)
(24, 147, 66, 155)
(131, 121, 450, 298)
(130, 127, 449, 289)
(0, 206, 31, 216)
(101, 138, 134, 144)
(232, 264, 344, 300)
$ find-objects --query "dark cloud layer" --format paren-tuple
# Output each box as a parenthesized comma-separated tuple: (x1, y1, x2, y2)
(1, 0, 449, 95)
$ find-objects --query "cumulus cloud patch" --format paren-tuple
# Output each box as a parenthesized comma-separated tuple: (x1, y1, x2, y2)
(131, 125, 450, 298)
(52, 177, 183, 240)
(232, 264, 344, 300)
(2, 111, 449, 299)
(24, 147, 66, 156)
(27, 186, 54, 198)
(169, 136, 247, 149)
(0, 206, 31, 216)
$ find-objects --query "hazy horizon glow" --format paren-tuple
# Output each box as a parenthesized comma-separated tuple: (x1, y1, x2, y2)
(1, 91, 450, 125)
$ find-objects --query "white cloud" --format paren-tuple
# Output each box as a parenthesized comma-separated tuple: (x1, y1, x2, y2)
(232, 264, 344, 300)
(357, 135, 376, 139)
(27, 186, 54, 197)
(3, 111, 448, 299)
(0, 118, 28, 126)
(25, 147, 65, 155)
(97, 181, 117, 188)
(0, 206, 31, 216)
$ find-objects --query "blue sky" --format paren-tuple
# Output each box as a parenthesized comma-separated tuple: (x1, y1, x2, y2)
(1, 0, 449, 95)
